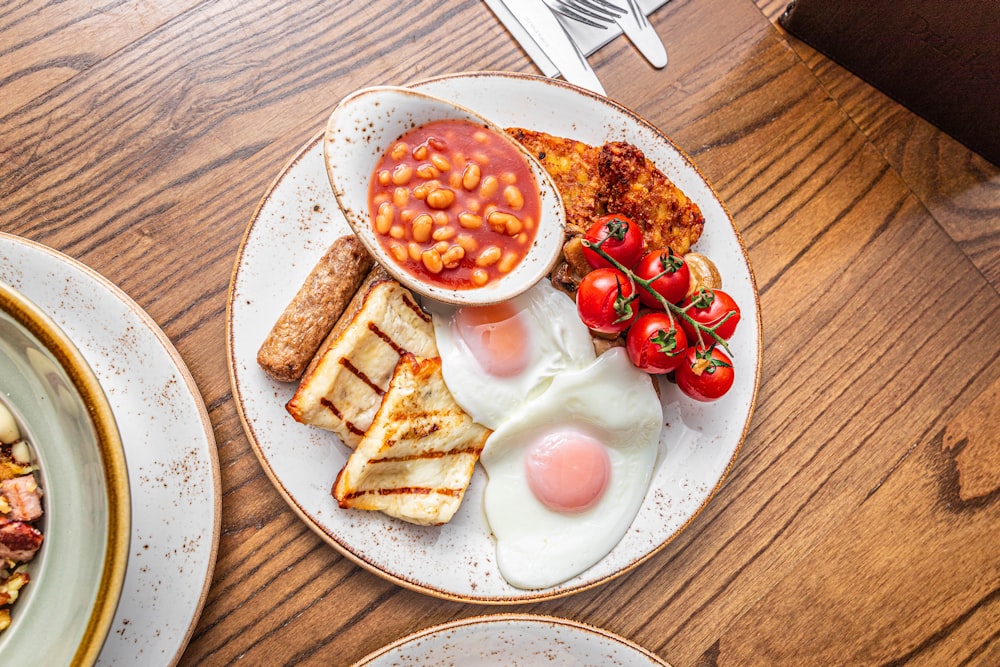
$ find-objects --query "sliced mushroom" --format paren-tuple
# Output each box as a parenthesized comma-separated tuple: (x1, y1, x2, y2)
(684, 252, 722, 296)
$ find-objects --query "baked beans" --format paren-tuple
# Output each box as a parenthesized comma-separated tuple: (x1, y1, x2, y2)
(368, 119, 541, 290)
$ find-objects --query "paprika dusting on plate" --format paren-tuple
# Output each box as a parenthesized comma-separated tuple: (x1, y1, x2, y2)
(368, 119, 542, 290)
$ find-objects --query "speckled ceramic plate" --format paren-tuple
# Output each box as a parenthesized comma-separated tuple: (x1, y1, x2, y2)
(352, 614, 671, 666)
(228, 72, 761, 603)
(0, 233, 221, 665)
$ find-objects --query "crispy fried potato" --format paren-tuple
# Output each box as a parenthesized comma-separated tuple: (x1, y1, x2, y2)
(598, 142, 705, 256)
(505, 127, 602, 235)
(506, 127, 705, 257)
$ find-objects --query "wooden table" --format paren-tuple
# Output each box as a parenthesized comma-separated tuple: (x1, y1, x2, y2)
(4, 0, 999, 664)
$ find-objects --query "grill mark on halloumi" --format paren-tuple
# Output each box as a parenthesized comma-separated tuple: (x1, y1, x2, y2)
(339, 486, 464, 501)
(319, 397, 366, 437)
(318, 396, 343, 420)
(400, 292, 431, 323)
(340, 357, 385, 396)
(368, 322, 408, 356)
(368, 446, 485, 464)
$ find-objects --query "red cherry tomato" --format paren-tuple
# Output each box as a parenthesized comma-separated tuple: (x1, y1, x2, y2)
(675, 345, 734, 401)
(635, 249, 690, 308)
(576, 268, 639, 334)
(626, 312, 688, 373)
(582, 214, 644, 270)
(680, 288, 741, 344)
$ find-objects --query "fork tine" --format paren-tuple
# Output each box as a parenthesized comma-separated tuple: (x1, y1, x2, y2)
(556, 0, 621, 23)
(573, 0, 625, 17)
(549, 4, 612, 29)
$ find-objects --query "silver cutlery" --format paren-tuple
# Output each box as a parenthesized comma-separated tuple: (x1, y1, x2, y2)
(616, 0, 667, 68)
(544, 0, 668, 70)
(542, 0, 624, 29)
(501, 0, 607, 95)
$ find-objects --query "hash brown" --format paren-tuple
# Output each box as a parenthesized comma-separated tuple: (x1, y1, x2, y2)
(506, 127, 705, 255)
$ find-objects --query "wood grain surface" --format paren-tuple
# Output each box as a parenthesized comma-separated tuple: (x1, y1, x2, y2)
(2, 0, 998, 665)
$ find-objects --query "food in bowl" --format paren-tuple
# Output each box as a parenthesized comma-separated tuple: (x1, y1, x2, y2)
(0, 399, 44, 633)
(369, 119, 542, 289)
(324, 86, 566, 306)
(259, 110, 742, 588)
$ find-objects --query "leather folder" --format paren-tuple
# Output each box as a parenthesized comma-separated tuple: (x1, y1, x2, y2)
(780, 0, 1000, 166)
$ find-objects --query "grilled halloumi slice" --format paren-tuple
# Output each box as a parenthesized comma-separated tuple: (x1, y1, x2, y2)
(332, 354, 490, 526)
(286, 272, 437, 448)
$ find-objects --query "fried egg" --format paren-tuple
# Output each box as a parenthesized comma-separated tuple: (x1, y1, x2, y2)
(427, 280, 596, 430)
(479, 347, 663, 589)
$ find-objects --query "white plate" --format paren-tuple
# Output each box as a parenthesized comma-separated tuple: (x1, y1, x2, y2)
(0, 233, 221, 665)
(352, 614, 671, 666)
(228, 72, 761, 603)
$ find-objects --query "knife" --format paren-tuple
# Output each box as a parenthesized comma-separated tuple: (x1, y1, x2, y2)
(617, 0, 667, 68)
(500, 0, 607, 95)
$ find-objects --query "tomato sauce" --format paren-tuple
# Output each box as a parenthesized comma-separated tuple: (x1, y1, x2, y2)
(368, 119, 541, 290)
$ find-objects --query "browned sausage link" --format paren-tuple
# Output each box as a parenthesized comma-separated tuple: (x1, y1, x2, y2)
(257, 236, 374, 382)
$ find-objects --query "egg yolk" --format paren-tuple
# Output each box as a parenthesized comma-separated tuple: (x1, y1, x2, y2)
(524, 430, 610, 513)
(455, 302, 530, 378)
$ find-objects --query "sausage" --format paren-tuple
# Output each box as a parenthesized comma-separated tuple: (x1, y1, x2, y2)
(257, 235, 374, 382)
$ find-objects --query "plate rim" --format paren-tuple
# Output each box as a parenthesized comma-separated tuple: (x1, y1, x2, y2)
(227, 70, 762, 604)
(349, 612, 673, 666)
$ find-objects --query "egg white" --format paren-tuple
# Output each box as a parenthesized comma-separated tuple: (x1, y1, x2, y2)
(479, 347, 663, 590)
(427, 280, 596, 430)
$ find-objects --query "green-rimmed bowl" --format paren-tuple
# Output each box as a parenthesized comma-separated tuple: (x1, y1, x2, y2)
(0, 280, 130, 665)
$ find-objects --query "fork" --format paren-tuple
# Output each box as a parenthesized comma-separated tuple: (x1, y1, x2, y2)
(541, 0, 625, 29)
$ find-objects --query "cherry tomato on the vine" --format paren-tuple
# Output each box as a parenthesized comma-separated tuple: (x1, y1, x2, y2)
(675, 345, 734, 401)
(680, 288, 741, 344)
(635, 249, 690, 308)
(626, 312, 688, 374)
(582, 214, 644, 270)
(576, 267, 639, 335)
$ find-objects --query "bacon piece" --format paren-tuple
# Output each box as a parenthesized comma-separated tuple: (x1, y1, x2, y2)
(0, 520, 43, 562)
(0, 475, 43, 522)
